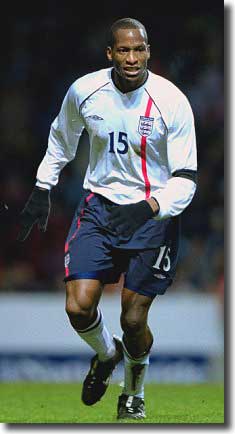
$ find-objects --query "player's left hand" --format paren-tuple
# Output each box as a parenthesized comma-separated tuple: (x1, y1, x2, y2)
(17, 187, 51, 242)
(108, 200, 155, 237)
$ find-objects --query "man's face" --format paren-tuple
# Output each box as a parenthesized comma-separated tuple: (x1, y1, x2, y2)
(107, 28, 150, 85)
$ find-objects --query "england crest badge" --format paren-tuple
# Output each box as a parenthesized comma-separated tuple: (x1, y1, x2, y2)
(138, 116, 154, 137)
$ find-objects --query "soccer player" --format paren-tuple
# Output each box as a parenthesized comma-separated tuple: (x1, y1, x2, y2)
(17, 18, 197, 419)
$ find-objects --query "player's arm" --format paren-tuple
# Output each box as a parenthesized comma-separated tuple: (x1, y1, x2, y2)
(108, 95, 197, 236)
(17, 84, 84, 241)
(151, 94, 197, 220)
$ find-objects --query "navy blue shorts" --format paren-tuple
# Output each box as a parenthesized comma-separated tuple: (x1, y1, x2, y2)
(64, 190, 180, 299)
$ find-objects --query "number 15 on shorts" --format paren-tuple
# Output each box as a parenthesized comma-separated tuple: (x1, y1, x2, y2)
(153, 245, 171, 272)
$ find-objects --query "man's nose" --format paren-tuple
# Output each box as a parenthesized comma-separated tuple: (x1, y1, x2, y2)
(126, 51, 138, 64)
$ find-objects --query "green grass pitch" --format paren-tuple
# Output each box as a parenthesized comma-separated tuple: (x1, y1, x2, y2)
(0, 383, 224, 424)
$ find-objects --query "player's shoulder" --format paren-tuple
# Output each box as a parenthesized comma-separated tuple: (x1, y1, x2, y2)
(146, 70, 194, 125)
(69, 68, 111, 102)
(147, 70, 188, 104)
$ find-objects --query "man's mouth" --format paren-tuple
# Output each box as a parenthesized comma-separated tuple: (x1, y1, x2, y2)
(123, 68, 140, 77)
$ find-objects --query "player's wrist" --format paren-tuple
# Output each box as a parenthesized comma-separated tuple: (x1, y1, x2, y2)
(146, 197, 160, 215)
(33, 186, 50, 198)
(35, 186, 48, 191)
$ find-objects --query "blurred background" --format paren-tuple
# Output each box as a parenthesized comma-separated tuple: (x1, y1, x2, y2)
(0, 0, 224, 383)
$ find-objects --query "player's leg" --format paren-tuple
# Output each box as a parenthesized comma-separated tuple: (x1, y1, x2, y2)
(117, 237, 179, 419)
(64, 191, 124, 405)
(65, 278, 123, 405)
(120, 287, 154, 358)
(115, 217, 180, 418)
(117, 287, 154, 419)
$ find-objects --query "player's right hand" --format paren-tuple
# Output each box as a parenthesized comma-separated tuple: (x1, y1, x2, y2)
(17, 186, 51, 242)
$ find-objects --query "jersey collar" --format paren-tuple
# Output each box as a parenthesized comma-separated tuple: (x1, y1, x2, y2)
(109, 68, 149, 96)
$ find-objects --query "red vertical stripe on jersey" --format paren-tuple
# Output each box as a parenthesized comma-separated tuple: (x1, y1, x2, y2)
(141, 97, 153, 198)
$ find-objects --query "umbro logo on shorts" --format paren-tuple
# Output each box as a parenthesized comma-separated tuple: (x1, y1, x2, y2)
(153, 273, 166, 279)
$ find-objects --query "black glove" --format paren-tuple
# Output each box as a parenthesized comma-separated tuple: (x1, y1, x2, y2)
(17, 187, 51, 241)
(108, 200, 155, 237)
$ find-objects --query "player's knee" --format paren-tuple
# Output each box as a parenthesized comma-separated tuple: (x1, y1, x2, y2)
(66, 304, 95, 330)
(65, 296, 95, 329)
(65, 298, 90, 317)
(120, 311, 143, 335)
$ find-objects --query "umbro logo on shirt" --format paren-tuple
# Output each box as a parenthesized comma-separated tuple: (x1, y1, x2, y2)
(86, 115, 104, 121)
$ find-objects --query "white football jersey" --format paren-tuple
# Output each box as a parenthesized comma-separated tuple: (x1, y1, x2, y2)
(36, 67, 197, 219)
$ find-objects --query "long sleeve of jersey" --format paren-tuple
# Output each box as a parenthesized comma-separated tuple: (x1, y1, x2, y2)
(36, 84, 84, 190)
(153, 95, 197, 220)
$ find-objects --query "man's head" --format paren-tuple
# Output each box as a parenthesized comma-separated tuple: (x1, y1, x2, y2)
(106, 18, 150, 90)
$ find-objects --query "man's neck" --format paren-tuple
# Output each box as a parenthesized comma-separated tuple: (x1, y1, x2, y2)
(111, 69, 148, 94)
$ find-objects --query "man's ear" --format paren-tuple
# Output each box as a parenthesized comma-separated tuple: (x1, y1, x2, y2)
(147, 44, 151, 60)
(106, 46, 113, 62)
